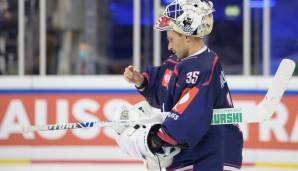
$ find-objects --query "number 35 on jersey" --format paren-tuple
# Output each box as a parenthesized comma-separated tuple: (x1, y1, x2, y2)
(186, 71, 200, 84)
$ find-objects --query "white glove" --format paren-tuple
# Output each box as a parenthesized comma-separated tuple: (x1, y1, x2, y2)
(112, 101, 180, 170)
(115, 122, 157, 160)
(112, 101, 163, 134)
(144, 146, 181, 171)
(112, 104, 133, 134)
(133, 101, 164, 123)
(114, 122, 180, 170)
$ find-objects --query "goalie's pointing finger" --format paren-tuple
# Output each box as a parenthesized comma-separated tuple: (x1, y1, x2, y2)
(123, 65, 144, 86)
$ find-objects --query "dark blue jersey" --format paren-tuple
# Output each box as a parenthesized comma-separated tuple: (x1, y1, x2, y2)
(139, 47, 243, 171)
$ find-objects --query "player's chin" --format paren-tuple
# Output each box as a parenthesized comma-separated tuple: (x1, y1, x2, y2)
(173, 52, 179, 58)
(176, 53, 183, 59)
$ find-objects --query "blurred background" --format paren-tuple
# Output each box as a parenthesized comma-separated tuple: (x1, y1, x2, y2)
(0, 0, 297, 171)
(0, 0, 297, 75)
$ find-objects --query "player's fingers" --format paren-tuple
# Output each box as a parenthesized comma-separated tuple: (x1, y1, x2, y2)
(127, 65, 135, 72)
(124, 72, 140, 84)
(132, 73, 142, 82)
(128, 65, 142, 76)
(124, 66, 134, 77)
(125, 75, 139, 85)
(123, 65, 144, 85)
(124, 71, 133, 81)
(124, 75, 134, 83)
(124, 67, 137, 84)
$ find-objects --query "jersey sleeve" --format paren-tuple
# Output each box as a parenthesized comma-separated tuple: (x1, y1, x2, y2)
(160, 56, 220, 148)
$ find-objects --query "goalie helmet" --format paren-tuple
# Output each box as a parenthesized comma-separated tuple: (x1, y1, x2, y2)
(155, 0, 214, 38)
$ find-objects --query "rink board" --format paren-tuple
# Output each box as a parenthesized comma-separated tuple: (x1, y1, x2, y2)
(0, 76, 297, 169)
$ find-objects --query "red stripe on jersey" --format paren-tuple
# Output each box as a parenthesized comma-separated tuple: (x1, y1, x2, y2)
(202, 55, 219, 87)
(142, 73, 149, 81)
(224, 163, 241, 169)
(142, 72, 149, 80)
(168, 165, 194, 171)
(173, 66, 179, 76)
(157, 129, 177, 145)
(172, 87, 199, 115)
(167, 165, 183, 171)
(167, 59, 178, 65)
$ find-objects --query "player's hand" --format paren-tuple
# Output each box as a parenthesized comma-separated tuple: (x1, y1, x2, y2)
(123, 65, 144, 87)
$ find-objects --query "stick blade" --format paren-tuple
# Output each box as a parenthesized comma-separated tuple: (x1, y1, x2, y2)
(259, 58, 296, 119)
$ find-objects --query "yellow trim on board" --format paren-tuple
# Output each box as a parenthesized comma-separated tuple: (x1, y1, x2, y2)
(255, 162, 298, 169)
(0, 159, 31, 164)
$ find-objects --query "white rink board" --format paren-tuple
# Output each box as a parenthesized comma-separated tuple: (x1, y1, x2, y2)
(0, 75, 297, 90)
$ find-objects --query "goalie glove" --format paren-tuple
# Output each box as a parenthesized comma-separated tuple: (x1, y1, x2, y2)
(114, 123, 181, 170)
(112, 104, 133, 134)
(112, 101, 164, 134)
(144, 146, 181, 171)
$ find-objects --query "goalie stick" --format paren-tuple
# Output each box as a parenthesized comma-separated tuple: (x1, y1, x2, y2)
(23, 59, 296, 133)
